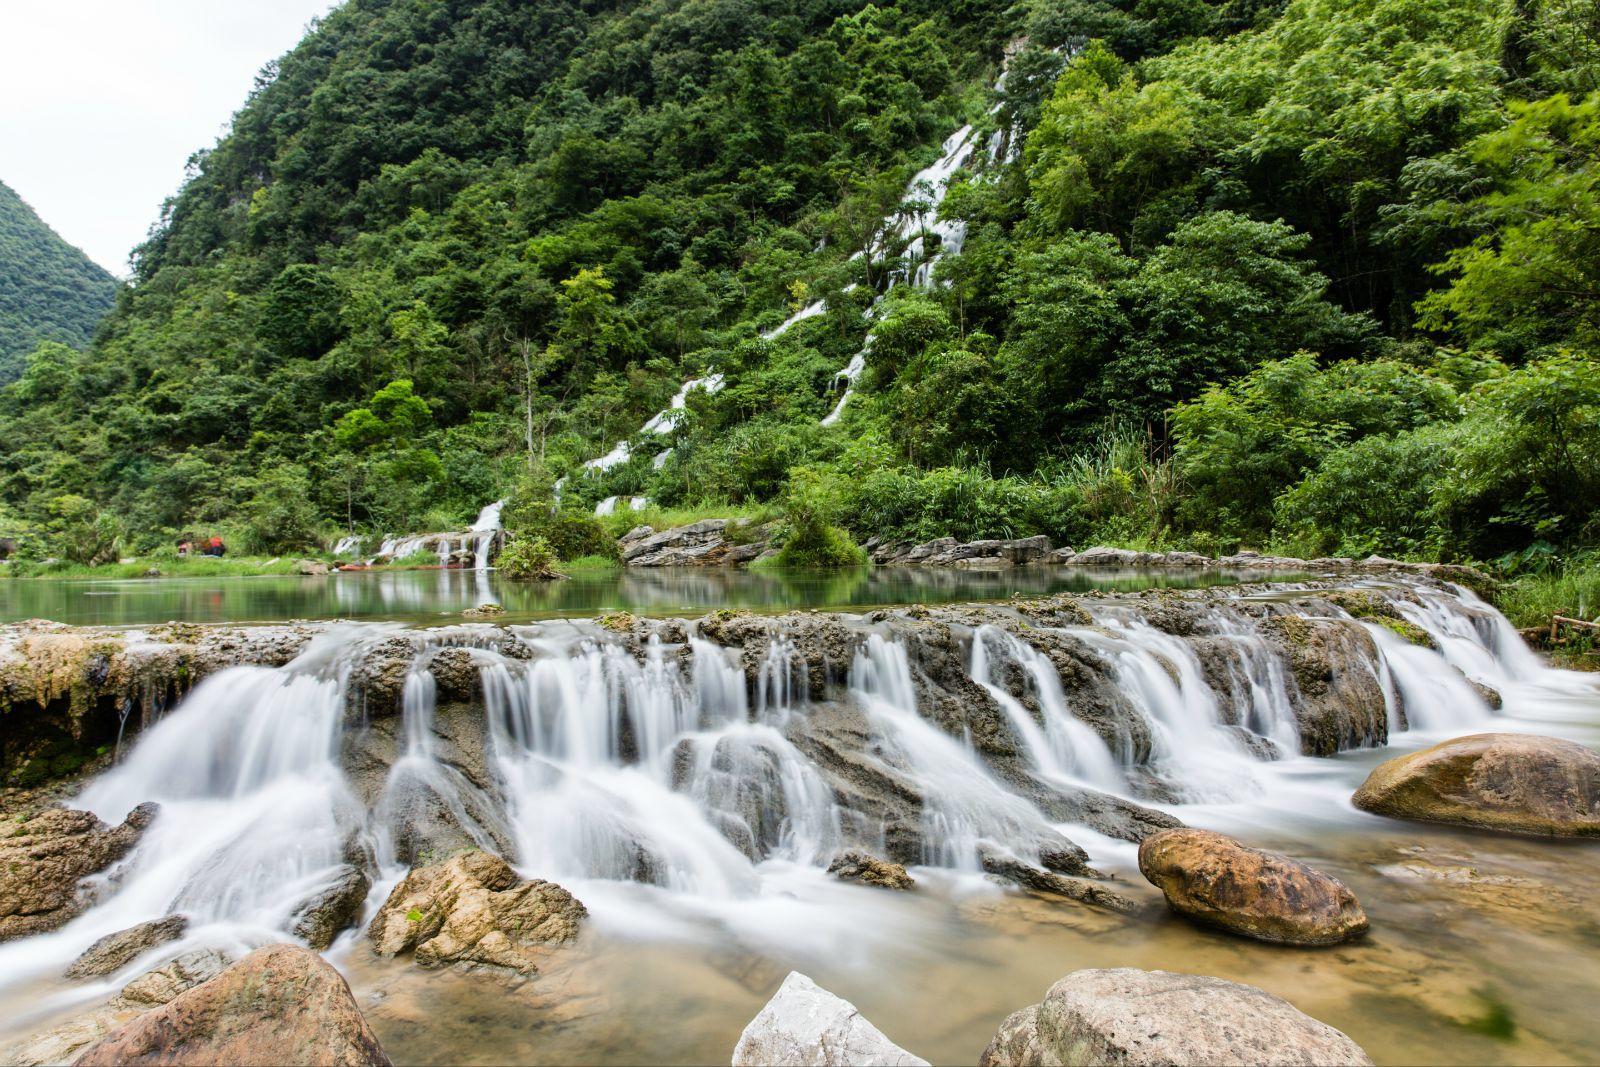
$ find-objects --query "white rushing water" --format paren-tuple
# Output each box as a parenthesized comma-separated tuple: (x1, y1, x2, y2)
(1, 580, 1595, 1032)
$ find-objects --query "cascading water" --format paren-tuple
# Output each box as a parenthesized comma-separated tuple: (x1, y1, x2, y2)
(970, 625, 1123, 792)
(4, 578, 1596, 1039)
(471, 499, 504, 573)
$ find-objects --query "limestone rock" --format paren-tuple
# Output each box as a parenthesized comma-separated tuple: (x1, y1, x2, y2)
(0, 803, 157, 941)
(731, 971, 928, 1066)
(3, 949, 232, 1066)
(1262, 615, 1387, 755)
(1137, 828, 1367, 945)
(980, 852, 1143, 914)
(826, 850, 915, 890)
(978, 968, 1373, 1066)
(290, 864, 372, 950)
(624, 519, 738, 567)
(74, 944, 390, 1067)
(65, 915, 188, 979)
(1353, 732, 1600, 836)
(294, 559, 331, 576)
(367, 850, 585, 974)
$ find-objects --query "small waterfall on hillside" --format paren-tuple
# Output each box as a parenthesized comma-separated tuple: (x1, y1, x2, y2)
(2, 580, 1594, 1012)
(472, 499, 505, 573)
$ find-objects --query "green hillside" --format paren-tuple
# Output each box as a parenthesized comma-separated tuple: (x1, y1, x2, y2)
(0, 181, 117, 383)
(1, 0, 1597, 570)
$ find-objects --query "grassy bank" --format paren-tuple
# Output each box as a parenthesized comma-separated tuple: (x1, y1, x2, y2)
(1497, 555, 1600, 669)
(1, 556, 311, 580)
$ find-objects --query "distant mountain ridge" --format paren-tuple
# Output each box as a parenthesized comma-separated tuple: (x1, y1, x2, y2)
(0, 181, 117, 383)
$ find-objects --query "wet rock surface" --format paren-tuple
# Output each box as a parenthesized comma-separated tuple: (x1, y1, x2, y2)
(1353, 732, 1600, 836)
(979, 968, 1374, 1066)
(290, 864, 373, 950)
(732, 971, 929, 1066)
(0, 803, 157, 941)
(1138, 828, 1368, 945)
(368, 851, 586, 975)
(827, 850, 915, 890)
(74, 944, 391, 1067)
(65, 915, 189, 979)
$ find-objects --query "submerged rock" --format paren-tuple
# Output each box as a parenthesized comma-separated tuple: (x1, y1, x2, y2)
(732, 971, 928, 1066)
(74, 944, 390, 1067)
(1353, 733, 1600, 836)
(979, 968, 1373, 1066)
(979, 852, 1143, 914)
(367, 850, 585, 975)
(0, 803, 157, 941)
(1137, 829, 1368, 945)
(826, 850, 915, 890)
(65, 915, 188, 979)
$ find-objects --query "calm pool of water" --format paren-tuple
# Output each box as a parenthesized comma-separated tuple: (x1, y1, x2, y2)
(0, 565, 1296, 627)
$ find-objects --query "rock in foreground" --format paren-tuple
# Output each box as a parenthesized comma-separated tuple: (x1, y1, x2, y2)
(367, 850, 585, 974)
(1353, 733, 1600, 836)
(1138, 829, 1368, 945)
(0, 803, 157, 941)
(73, 944, 389, 1066)
(979, 968, 1372, 1066)
(732, 971, 928, 1066)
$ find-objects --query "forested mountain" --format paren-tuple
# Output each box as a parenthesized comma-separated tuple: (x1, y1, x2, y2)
(2, 0, 1597, 567)
(0, 182, 117, 384)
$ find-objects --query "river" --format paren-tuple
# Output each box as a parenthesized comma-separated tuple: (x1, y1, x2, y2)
(0, 572, 1595, 1065)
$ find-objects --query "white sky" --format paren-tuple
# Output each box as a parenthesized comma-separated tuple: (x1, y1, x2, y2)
(0, 0, 338, 276)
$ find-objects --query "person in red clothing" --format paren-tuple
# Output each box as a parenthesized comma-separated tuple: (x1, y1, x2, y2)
(203, 536, 226, 557)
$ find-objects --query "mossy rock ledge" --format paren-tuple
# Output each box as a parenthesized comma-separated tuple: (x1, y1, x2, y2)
(1353, 733, 1600, 836)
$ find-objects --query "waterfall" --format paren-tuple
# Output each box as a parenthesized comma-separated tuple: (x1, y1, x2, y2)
(849, 634, 1062, 871)
(472, 499, 504, 573)
(581, 375, 726, 476)
(970, 625, 1124, 792)
(2, 580, 1594, 1010)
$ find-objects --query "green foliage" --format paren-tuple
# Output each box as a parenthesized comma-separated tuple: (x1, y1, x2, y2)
(774, 468, 868, 567)
(6, 0, 1600, 572)
(1435, 352, 1600, 555)
(497, 535, 563, 580)
(0, 182, 116, 383)
(44, 495, 121, 565)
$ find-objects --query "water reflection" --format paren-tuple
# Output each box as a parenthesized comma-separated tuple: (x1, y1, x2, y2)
(0, 566, 1288, 627)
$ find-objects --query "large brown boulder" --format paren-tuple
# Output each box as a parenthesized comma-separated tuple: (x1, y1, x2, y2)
(979, 968, 1373, 1066)
(1353, 732, 1600, 836)
(1137, 828, 1368, 946)
(367, 850, 585, 974)
(0, 803, 157, 941)
(73, 944, 390, 1066)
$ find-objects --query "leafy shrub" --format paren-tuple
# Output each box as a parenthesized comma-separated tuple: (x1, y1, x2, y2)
(775, 468, 867, 567)
(1273, 427, 1455, 559)
(497, 536, 563, 580)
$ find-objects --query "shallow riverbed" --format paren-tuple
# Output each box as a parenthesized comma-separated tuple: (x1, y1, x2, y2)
(335, 727, 1600, 1067)
(0, 576, 1595, 1067)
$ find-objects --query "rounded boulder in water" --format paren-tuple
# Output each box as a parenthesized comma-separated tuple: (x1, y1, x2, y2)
(1353, 732, 1600, 837)
(980, 968, 1373, 1067)
(1137, 828, 1369, 946)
